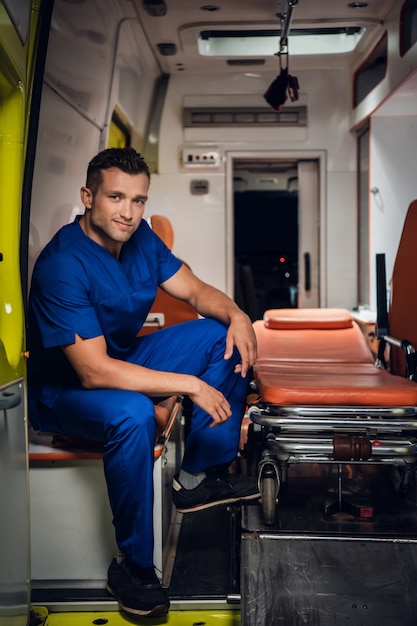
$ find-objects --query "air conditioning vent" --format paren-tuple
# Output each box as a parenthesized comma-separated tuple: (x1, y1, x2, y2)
(226, 59, 266, 66)
(183, 106, 307, 128)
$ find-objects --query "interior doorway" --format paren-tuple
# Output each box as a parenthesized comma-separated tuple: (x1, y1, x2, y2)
(227, 153, 321, 320)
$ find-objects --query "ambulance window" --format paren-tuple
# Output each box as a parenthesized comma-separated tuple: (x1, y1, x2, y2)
(2, 0, 30, 44)
(108, 111, 131, 148)
(400, 0, 417, 57)
(353, 33, 387, 107)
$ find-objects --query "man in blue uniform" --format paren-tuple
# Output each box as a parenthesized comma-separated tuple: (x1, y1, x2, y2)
(28, 147, 258, 618)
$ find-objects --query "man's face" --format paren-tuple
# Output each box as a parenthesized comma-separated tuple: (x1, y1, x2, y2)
(80, 167, 149, 256)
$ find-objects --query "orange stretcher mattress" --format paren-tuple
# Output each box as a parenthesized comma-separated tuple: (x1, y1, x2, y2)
(254, 308, 374, 365)
(253, 308, 417, 407)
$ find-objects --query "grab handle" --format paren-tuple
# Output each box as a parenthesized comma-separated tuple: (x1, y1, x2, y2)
(0, 390, 22, 411)
(304, 252, 311, 292)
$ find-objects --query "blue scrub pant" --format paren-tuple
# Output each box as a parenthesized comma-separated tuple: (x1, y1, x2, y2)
(37, 319, 247, 568)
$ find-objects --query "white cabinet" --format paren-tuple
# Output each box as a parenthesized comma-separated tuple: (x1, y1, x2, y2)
(0, 379, 30, 626)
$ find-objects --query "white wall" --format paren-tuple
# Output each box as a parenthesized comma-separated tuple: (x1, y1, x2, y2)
(29, 4, 160, 283)
(368, 115, 417, 311)
(145, 171, 227, 292)
(145, 67, 357, 308)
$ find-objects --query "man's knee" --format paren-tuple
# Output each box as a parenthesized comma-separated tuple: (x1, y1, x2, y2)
(200, 317, 228, 339)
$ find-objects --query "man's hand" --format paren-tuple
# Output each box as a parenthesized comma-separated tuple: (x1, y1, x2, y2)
(223, 311, 257, 378)
(188, 378, 232, 427)
(161, 264, 257, 377)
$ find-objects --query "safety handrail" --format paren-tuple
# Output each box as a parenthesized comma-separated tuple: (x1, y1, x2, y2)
(279, 0, 298, 53)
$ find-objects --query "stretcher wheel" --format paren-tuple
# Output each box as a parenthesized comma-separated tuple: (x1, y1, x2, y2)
(259, 463, 280, 525)
(261, 476, 278, 525)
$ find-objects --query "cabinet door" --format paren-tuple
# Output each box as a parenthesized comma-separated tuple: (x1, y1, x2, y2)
(298, 160, 320, 308)
(0, 380, 29, 626)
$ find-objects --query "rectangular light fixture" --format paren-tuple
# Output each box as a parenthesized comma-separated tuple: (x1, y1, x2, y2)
(198, 27, 365, 56)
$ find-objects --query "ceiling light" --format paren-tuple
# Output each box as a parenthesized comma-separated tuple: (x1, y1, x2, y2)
(199, 28, 365, 57)
(348, 2, 368, 7)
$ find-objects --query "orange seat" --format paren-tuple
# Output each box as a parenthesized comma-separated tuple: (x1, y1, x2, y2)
(385, 200, 417, 378)
(29, 396, 181, 462)
(139, 215, 198, 335)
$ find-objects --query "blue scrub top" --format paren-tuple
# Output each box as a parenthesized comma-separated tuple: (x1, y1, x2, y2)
(28, 216, 182, 416)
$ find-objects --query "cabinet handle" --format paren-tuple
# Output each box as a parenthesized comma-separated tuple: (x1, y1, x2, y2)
(304, 252, 311, 292)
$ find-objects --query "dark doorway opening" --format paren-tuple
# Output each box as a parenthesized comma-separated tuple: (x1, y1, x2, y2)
(234, 189, 299, 320)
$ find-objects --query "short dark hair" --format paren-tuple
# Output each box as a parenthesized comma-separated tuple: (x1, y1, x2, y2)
(86, 147, 151, 195)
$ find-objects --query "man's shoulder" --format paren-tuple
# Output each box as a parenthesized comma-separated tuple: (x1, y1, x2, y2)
(40, 219, 83, 259)
(33, 221, 88, 283)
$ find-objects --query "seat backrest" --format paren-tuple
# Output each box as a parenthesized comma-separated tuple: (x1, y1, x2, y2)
(149, 215, 174, 249)
(139, 215, 198, 336)
(388, 199, 417, 376)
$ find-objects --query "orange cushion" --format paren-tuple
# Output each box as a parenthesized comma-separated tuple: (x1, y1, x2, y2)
(255, 366, 417, 406)
(264, 308, 353, 330)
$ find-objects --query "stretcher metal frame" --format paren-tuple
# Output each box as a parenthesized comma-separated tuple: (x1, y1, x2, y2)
(248, 306, 417, 525)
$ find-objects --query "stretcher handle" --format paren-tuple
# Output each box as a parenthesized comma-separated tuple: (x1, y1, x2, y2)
(376, 253, 389, 338)
(375, 253, 389, 369)
(376, 333, 417, 380)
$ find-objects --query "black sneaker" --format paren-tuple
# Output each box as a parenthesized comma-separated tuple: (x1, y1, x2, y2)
(172, 467, 260, 513)
(106, 557, 170, 617)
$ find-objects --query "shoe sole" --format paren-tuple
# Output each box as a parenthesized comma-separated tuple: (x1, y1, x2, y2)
(175, 491, 260, 513)
(106, 583, 169, 617)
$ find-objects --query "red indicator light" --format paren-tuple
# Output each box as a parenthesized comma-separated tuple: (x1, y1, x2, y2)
(279, 257, 286, 263)
(359, 507, 374, 519)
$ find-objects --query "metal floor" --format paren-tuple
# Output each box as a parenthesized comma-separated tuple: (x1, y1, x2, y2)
(169, 505, 241, 601)
(30, 506, 241, 625)
(244, 462, 417, 534)
(241, 462, 417, 626)
(31, 462, 417, 625)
